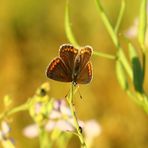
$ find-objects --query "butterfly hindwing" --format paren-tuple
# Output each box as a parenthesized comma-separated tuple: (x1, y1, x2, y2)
(46, 57, 72, 82)
(76, 61, 92, 84)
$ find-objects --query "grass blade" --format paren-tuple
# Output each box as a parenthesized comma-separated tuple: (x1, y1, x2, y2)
(138, 0, 147, 49)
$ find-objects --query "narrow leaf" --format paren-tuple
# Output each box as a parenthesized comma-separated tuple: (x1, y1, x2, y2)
(116, 60, 128, 90)
(138, 0, 147, 49)
(128, 43, 144, 93)
(117, 48, 133, 79)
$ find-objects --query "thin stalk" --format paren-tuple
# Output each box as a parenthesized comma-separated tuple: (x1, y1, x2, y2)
(117, 48, 133, 80)
(138, 0, 147, 83)
(138, 0, 147, 49)
(114, 0, 125, 34)
(95, 0, 119, 47)
(65, 0, 79, 47)
(39, 125, 51, 148)
(67, 84, 87, 148)
(140, 45, 146, 83)
(93, 51, 116, 60)
(0, 103, 28, 120)
(95, 0, 132, 79)
(142, 51, 146, 80)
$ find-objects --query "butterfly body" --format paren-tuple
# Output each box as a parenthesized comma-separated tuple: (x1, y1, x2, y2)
(46, 44, 93, 84)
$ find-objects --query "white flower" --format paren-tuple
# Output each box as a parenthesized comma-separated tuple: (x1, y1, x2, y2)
(0, 121, 15, 147)
(23, 99, 102, 148)
(125, 6, 148, 47)
(23, 99, 75, 138)
(0, 121, 11, 140)
(125, 18, 138, 38)
(83, 120, 102, 147)
(23, 124, 39, 138)
(45, 120, 74, 132)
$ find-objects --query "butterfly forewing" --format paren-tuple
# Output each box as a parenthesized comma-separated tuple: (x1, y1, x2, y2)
(59, 44, 78, 75)
(76, 61, 92, 84)
(46, 57, 72, 82)
(79, 46, 93, 69)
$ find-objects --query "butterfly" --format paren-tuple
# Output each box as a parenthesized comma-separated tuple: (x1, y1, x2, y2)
(46, 44, 93, 85)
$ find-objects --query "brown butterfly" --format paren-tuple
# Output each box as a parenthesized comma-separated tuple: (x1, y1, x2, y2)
(46, 44, 93, 85)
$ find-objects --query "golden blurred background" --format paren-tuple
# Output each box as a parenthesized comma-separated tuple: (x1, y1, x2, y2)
(0, 0, 148, 147)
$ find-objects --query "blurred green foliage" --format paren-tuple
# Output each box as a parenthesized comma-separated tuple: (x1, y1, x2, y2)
(0, 0, 148, 148)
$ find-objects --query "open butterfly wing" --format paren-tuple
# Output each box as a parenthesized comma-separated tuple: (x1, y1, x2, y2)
(46, 44, 93, 84)
(46, 57, 72, 82)
(76, 61, 92, 84)
(59, 44, 78, 76)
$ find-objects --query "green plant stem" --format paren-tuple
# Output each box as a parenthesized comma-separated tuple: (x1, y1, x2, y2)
(95, 0, 119, 47)
(39, 125, 51, 148)
(117, 48, 133, 80)
(0, 103, 28, 120)
(114, 0, 125, 34)
(67, 84, 87, 148)
(138, 0, 147, 49)
(142, 51, 146, 80)
(95, 0, 132, 79)
(138, 0, 147, 83)
(142, 94, 148, 113)
(65, 0, 79, 47)
(93, 51, 116, 60)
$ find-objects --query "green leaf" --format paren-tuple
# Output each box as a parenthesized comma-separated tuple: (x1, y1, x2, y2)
(128, 43, 144, 93)
(138, 0, 147, 49)
(65, 0, 79, 47)
(116, 60, 128, 90)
